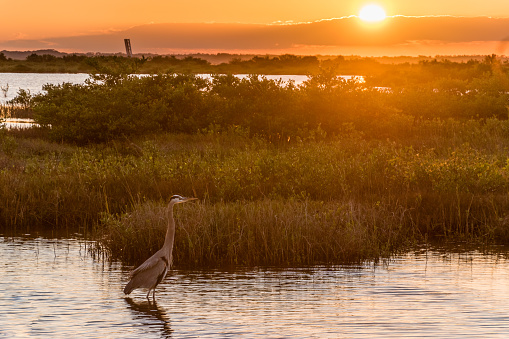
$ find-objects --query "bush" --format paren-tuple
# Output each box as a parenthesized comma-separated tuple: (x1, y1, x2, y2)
(32, 74, 209, 143)
(20, 61, 509, 144)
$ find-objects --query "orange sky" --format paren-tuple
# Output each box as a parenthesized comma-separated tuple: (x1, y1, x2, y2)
(1, 1, 509, 56)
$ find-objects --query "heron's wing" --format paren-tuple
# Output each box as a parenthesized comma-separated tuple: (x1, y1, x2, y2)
(130, 253, 164, 277)
(125, 256, 169, 292)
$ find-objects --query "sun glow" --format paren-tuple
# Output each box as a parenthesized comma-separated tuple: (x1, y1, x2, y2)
(359, 4, 387, 22)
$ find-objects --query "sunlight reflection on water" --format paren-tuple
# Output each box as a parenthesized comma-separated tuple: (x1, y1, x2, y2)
(1, 237, 509, 338)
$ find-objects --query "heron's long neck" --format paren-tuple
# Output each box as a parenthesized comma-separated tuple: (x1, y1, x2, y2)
(162, 204, 176, 256)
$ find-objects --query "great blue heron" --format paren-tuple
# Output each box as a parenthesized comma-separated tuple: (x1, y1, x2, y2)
(123, 195, 197, 299)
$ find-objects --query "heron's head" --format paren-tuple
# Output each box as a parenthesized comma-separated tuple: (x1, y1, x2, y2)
(169, 195, 198, 205)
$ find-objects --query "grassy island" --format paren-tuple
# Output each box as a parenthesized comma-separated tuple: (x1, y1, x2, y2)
(1, 55, 509, 267)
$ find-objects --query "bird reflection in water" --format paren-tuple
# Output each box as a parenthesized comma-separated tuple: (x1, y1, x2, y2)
(124, 297, 173, 338)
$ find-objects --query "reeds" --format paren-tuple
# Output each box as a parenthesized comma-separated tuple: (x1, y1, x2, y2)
(99, 199, 410, 267)
(2, 119, 509, 265)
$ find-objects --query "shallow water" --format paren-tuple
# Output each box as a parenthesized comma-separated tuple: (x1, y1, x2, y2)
(0, 73, 364, 104)
(0, 73, 90, 103)
(1, 237, 509, 338)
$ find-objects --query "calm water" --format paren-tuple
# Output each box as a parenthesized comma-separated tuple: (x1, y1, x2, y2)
(0, 73, 364, 104)
(0, 73, 90, 104)
(1, 237, 509, 338)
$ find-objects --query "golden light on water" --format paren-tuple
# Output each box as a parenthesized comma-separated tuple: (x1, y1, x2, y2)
(359, 4, 387, 22)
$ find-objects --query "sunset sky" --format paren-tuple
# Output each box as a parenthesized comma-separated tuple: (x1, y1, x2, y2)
(1, 0, 509, 56)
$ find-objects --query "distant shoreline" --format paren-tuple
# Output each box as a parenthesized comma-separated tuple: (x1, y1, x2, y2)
(2, 48, 507, 63)
(1, 50, 508, 77)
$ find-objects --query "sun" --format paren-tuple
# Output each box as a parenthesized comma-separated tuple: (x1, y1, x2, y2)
(359, 4, 387, 22)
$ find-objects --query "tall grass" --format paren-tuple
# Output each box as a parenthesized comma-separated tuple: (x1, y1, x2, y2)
(99, 199, 409, 267)
(2, 118, 509, 265)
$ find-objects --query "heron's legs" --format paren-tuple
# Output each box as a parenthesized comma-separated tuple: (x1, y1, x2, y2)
(146, 288, 157, 301)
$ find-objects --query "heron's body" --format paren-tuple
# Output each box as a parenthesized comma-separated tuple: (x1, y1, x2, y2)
(123, 195, 196, 299)
(123, 248, 171, 297)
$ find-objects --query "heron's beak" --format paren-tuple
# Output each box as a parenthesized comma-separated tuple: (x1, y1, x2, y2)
(181, 197, 198, 203)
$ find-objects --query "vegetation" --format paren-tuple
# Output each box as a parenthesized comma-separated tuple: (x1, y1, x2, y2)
(1, 51, 507, 77)
(22, 56, 509, 144)
(0, 55, 509, 267)
(0, 53, 321, 74)
(2, 121, 509, 266)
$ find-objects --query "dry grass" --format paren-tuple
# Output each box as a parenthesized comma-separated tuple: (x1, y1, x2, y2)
(99, 199, 414, 267)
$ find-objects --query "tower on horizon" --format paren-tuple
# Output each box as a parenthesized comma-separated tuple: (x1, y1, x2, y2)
(124, 39, 132, 57)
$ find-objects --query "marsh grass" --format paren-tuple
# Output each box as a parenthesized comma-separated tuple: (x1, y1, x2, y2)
(98, 194, 509, 267)
(3, 119, 509, 265)
(99, 199, 410, 267)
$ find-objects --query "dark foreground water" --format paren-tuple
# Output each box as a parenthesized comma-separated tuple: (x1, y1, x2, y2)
(1, 237, 509, 338)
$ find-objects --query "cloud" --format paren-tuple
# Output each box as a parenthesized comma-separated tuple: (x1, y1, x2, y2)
(3, 16, 509, 55)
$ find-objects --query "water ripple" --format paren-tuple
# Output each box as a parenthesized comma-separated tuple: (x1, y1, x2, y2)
(2, 237, 509, 338)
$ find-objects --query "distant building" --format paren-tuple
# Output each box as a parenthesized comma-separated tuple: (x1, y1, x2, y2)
(124, 39, 132, 57)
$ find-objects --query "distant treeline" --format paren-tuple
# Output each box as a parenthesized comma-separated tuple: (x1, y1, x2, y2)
(1, 51, 508, 79)
(0, 52, 324, 74)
